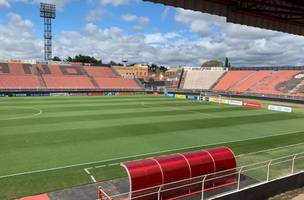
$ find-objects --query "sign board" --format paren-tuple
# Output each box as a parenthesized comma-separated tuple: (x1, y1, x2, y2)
(228, 100, 243, 106)
(176, 94, 186, 100)
(268, 105, 293, 113)
(187, 95, 199, 100)
(165, 93, 175, 98)
(243, 101, 262, 109)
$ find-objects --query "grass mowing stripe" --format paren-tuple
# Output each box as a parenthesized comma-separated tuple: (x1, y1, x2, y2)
(1, 130, 304, 180)
(0, 112, 297, 140)
(35, 101, 207, 111)
(90, 130, 304, 182)
(0, 96, 303, 200)
(0, 106, 248, 128)
(0, 98, 179, 106)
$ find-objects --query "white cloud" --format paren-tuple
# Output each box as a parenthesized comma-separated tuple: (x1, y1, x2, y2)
(122, 14, 149, 24)
(174, 8, 304, 66)
(86, 8, 106, 22)
(0, 0, 10, 8)
(122, 14, 137, 22)
(131, 25, 144, 31)
(101, 0, 129, 6)
(15, 0, 73, 10)
(144, 32, 181, 44)
(0, 13, 42, 60)
(1, 8, 304, 67)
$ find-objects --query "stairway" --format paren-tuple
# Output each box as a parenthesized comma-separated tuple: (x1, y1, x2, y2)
(210, 71, 227, 90)
(34, 67, 47, 89)
(248, 71, 278, 92)
(82, 68, 100, 89)
(134, 78, 145, 89)
(178, 69, 186, 89)
(110, 67, 121, 77)
(228, 71, 257, 91)
(289, 80, 304, 95)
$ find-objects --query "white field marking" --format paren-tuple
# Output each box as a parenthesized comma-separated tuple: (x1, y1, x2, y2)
(236, 142, 304, 158)
(83, 168, 97, 183)
(108, 163, 119, 167)
(0, 130, 304, 180)
(90, 175, 97, 183)
(95, 165, 107, 169)
(0, 106, 43, 121)
(84, 168, 91, 175)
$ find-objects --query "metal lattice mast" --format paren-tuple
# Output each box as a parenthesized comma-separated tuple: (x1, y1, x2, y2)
(44, 18, 52, 61)
(40, 3, 56, 62)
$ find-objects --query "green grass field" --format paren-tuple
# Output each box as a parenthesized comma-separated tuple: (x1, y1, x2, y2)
(1, 95, 304, 199)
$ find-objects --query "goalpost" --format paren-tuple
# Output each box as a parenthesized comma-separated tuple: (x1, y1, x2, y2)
(199, 91, 223, 104)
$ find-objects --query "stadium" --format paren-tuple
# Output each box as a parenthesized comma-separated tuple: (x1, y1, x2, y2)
(1, 0, 304, 200)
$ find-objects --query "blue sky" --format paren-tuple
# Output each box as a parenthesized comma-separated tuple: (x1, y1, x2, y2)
(1, 0, 186, 39)
(0, 0, 304, 67)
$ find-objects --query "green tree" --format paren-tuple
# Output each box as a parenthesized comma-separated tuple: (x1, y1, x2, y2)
(66, 54, 102, 64)
(66, 56, 73, 62)
(225, 57, 229, 68)
(202, 60, 224, 68)
(52, 56, 61, 61)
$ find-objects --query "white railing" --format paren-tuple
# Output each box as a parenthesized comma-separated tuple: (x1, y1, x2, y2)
(98, 152, 304, 200)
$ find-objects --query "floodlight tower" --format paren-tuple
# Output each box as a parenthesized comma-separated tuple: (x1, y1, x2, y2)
(40, 3, 56, 61)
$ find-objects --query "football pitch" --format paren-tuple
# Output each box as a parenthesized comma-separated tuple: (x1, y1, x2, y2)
(1, 95, 304, 199)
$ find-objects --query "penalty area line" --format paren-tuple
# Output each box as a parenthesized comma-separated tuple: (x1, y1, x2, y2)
(0, 130, 303, 180)
(83, 168, 97, 183)
(236, 141, 304, 157)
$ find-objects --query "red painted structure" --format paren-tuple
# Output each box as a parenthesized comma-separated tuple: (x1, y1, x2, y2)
(243, 102, 263, 109)
(120, 147, 237, 200)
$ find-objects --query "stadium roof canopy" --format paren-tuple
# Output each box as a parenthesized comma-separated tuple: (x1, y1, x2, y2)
(144, 0, 304, 36)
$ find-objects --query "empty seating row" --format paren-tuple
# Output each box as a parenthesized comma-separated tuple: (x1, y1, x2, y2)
(0, 62, 141, 90)
(183, 70, 225, 90)
(0, 75, 41, 89)
(213, 70, 304, 96)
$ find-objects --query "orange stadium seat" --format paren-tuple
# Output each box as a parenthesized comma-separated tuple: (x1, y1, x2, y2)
(233, 71, 272, 92)
(86, 67, 118, 78)
(213, 71, 255, 91)
(252, 70, 302, 95)
(95, 77, 141, 89)
(0, 75, 41, 89)
(214, 69, 304, 97)
(43, 76, 95, 89)
(0, 62, 142, 90)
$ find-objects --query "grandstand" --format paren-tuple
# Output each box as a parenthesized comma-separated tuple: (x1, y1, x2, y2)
(180, 68, 304, 98)
(182, 69, 226, 90)
(213, 69, 304, 97)
(0, 62, 142, 91)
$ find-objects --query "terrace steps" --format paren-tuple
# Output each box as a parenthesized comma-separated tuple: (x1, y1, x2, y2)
(248, 71, 278, 93)
(228, 71, 257, 91)
(289, 80, 304, 95)
(34, 66, 47, 89)
(82, 68, 100, 89)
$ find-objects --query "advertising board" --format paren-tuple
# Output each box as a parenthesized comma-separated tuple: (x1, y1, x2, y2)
(228, 100, 243, 106)
(187, 95, 199, 100)
(176, 94, 186, 100)
(268, 105, 293, 113)
(243, 101, 262, 109)
(165, 93, 175, 98)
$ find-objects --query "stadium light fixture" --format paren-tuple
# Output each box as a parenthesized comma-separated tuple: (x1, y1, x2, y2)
(40, 3, 56, 62)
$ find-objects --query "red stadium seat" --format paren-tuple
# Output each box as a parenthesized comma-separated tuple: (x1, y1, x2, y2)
(95, 77, 141, 89)
(214, 70, 304, 97)
(0, 75, 41, 89)
(213, 71, 255, 91)
(0, 62, 142, 90)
